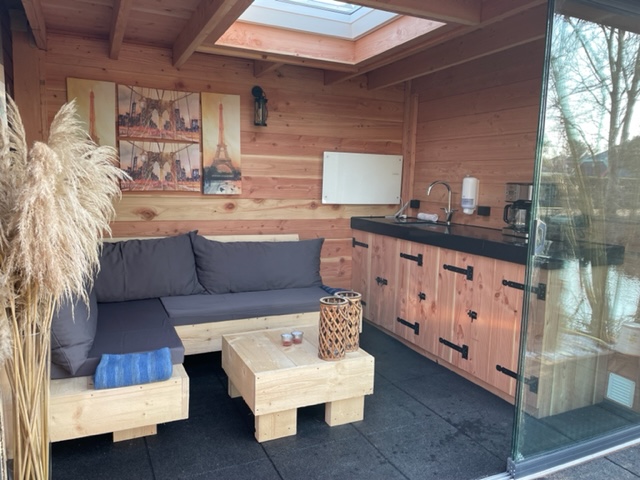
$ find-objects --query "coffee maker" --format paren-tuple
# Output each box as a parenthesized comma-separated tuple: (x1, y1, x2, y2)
(503, 183, 533, 238)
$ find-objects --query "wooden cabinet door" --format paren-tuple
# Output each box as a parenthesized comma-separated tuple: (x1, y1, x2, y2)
(436, 247, 458, 364)
(395, 240, 440, 354)
(351, 230, 372, 321)
(487, 260, 525, 397)
(368, 234, 399, 331)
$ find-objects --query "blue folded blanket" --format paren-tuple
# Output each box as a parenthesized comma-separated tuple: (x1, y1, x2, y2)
(94, 347, 173, 390)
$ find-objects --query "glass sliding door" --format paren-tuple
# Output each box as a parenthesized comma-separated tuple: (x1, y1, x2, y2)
(511, 0, 640, 476)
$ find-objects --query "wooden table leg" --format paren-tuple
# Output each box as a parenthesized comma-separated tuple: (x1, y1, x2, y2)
(325, 396, 365, 426)
(255, 409, 297, 442)
(228, 380, 241, 398)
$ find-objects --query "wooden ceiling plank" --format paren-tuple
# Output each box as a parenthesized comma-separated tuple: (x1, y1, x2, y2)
(348, 0, 482, 25)
(254, 60, 283, 78)
(367, 4, 548, 90)
(172, 0, 253, 68)
(20, 0, 47, 49)
(109, 0, 134, 60)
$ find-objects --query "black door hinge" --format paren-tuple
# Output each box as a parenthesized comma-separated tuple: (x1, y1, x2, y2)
(443, 264, 474, 280)
(397, 317, 419, 335)
(502, 279, 546, 301)
(496, 365, 539, 393)
(352, 238, 368, 248)
(400, 252, 423, 266)
(439, 337, 469, 359)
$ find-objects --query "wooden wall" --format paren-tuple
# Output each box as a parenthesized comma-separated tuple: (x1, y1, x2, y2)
(410, 39, 546, 230)
(34, 33, 407, 289)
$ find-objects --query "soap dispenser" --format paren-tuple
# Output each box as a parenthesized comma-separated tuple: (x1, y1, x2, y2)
(461, 176, 479, 214)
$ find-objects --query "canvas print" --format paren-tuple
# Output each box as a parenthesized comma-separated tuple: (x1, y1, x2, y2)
(66, 78, 117, 147)
(201, 93, 241, 195)
(118, 86, 200, 142)
(119, 140, 201, 192)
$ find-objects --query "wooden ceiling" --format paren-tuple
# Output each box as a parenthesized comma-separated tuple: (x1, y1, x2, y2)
(17, 0, 547, 88)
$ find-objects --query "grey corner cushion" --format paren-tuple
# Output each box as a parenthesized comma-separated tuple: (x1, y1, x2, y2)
(51, 289, 98, 375)
(94, 231, 205, 302)
(192, 236, 324, 294)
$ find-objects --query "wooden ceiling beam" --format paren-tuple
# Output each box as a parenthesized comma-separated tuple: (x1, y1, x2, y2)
(348, 0, 482, 25)
(108, 0, 133, 60)
(367, 3, 548, 90)
(20, 0, 47, 49)
(173, 0, 253, 68)
(197, 44, 359, 73)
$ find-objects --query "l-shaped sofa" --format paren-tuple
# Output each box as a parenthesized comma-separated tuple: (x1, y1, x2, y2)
(2, 232, 331, 452)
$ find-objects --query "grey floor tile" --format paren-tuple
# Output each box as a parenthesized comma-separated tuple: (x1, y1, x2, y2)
(51, 434, 153, 480)
(367, 418, 506, 480)
(607, 444, 640, 476)
(270, 436, 408, 480)
(188, 458, 283, 480)
(353, 374, 439, 436)
(146, 414, 267, 479)
(537, 457, 640, 480)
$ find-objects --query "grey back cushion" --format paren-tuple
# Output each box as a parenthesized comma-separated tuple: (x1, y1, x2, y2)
(51, 289, 98, 375)
(94, 231, 205, 302)
(192, 236, 324, 293)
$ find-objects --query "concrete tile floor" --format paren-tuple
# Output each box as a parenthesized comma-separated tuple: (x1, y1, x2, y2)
(51, 322, 640, 480)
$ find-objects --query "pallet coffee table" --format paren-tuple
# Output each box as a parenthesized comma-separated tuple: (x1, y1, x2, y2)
(221, 325, 375, 442)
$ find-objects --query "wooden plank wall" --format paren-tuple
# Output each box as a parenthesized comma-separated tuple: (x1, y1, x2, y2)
(411, 38, 546, 230)
(38, 33, 406, 289)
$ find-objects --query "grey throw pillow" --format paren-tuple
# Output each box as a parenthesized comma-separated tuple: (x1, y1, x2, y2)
(94, 231, 205, 302)
(192, 236, 324, 294)
(51, 289, 98, 375)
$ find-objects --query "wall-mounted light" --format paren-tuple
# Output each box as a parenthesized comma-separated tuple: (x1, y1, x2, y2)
(251, 86, 268, 126)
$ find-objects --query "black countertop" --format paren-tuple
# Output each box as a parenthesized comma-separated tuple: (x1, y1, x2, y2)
(351, 216, 529, 265)
(351, 217, 625, 268)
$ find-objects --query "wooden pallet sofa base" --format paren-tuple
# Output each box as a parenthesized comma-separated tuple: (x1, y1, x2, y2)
(50, 364, 189, 443)
(177, 311, 320, 355)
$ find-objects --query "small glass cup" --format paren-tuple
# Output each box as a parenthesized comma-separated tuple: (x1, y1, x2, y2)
(281, 333, 293, 346)
(291, 330, 304, 344)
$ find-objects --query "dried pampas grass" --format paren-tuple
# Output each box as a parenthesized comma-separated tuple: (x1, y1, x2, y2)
(0, 96, 128, 479)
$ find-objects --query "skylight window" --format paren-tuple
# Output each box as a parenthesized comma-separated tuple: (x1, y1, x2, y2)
(277, 0, 362, 15)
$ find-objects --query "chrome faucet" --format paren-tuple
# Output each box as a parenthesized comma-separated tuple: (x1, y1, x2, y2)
(427, 181, 456, 225)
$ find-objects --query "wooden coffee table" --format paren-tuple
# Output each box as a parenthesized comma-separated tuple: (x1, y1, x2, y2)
(221, 325, 375, 442)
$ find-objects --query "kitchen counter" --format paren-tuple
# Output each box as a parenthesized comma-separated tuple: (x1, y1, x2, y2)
(351, 216, 529, 264)
(351, 217, 625, 267)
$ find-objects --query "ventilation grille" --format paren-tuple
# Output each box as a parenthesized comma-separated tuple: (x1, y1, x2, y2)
(606, 373, 636, 408)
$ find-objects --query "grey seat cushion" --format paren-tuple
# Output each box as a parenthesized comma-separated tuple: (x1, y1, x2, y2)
(160, 286, 325, 326)
(51, 299, 184, 379)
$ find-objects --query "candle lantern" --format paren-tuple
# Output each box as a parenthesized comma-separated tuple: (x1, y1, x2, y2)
(251, 86, 268, 126)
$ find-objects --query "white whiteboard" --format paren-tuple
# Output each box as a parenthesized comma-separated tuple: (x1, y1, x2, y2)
(322, 152, 402, 204)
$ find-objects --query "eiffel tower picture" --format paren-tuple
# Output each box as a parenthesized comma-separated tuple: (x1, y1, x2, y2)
(202, 93, 242, 195)
(212, 102, 235, 174)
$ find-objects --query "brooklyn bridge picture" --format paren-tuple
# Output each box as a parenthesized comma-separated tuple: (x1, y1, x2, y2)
(117, 85, 202, 192)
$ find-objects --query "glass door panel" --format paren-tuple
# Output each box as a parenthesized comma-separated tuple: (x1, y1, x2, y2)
(512, 0, 640, 475)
